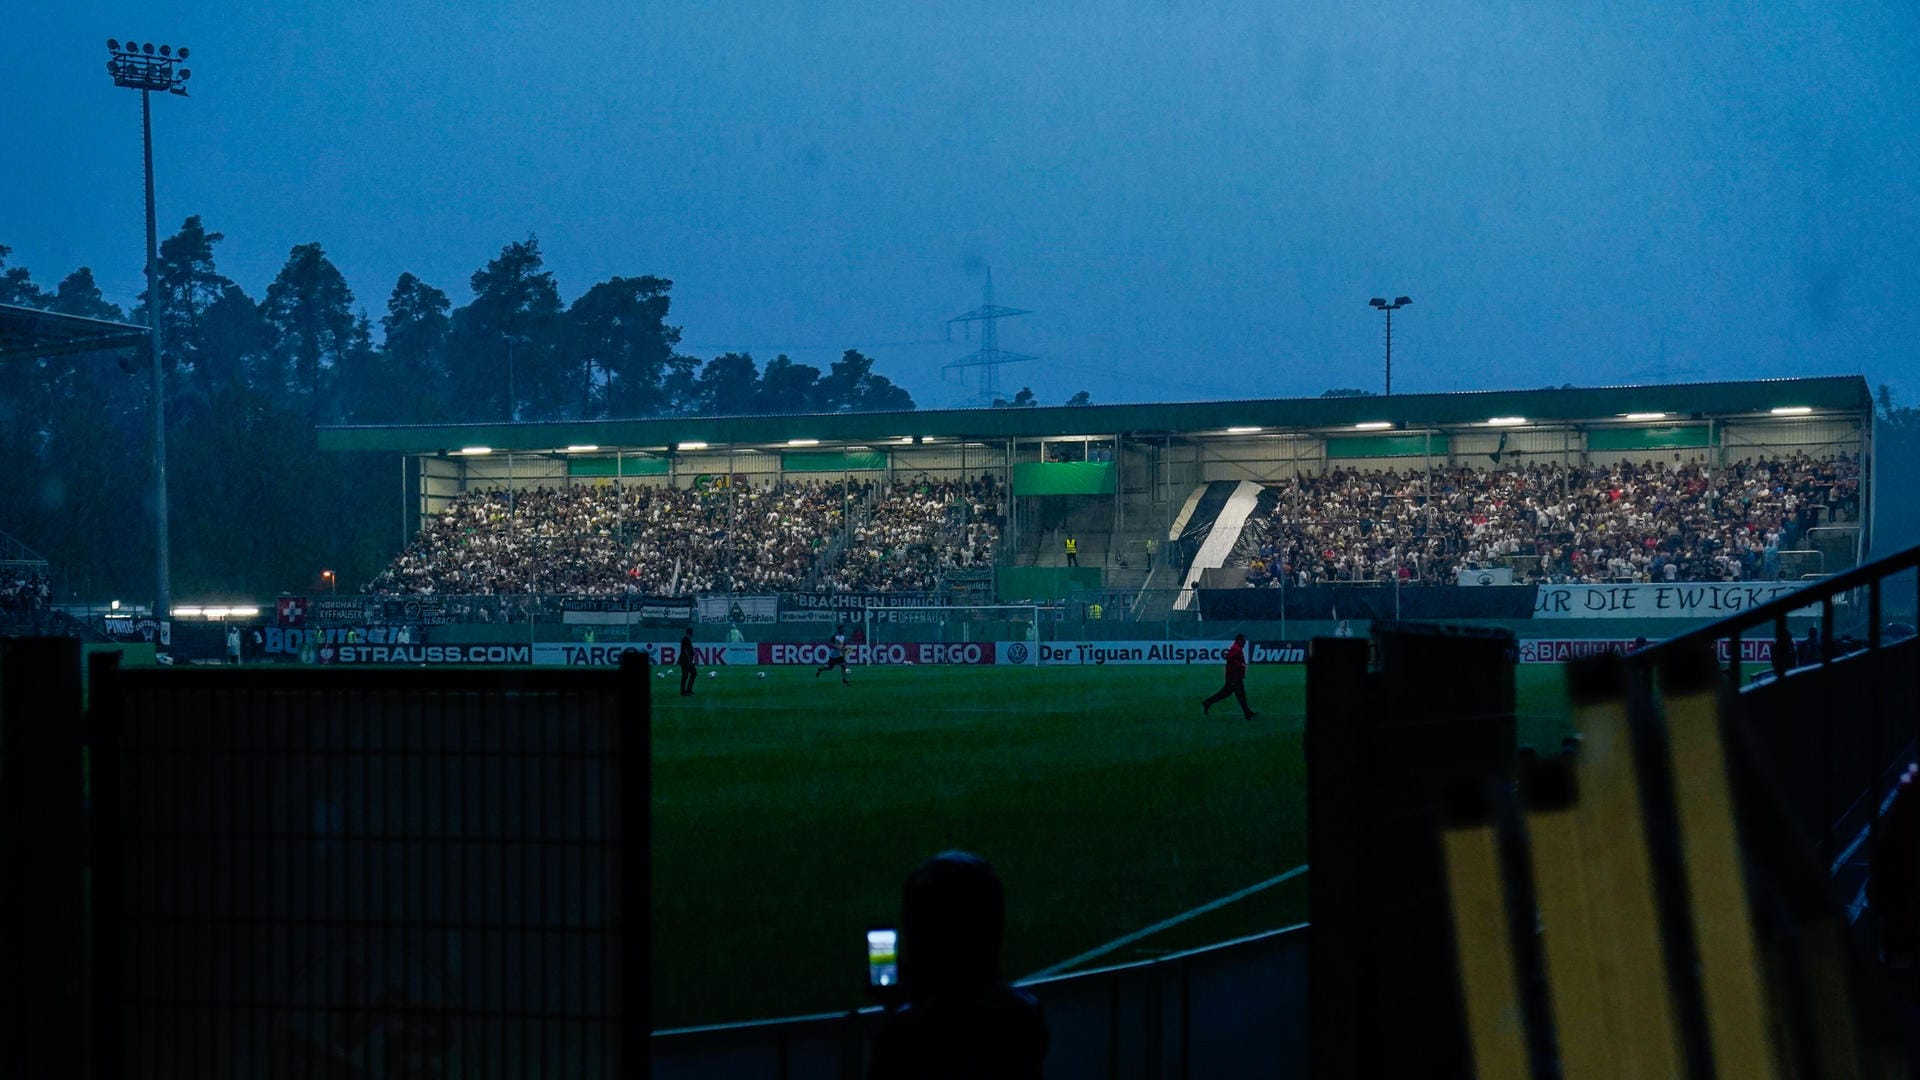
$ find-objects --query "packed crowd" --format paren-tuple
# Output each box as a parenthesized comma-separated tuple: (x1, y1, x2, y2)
(1238, 453, 1860, 586)
(0, 568, 51, 623)
(368, 475, 1003, 597)
(821, 477, 1003, 592)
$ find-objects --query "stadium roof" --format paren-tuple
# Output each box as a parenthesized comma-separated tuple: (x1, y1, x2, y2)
(0, 303, 149, 362)
(316, 375, 1871, 454)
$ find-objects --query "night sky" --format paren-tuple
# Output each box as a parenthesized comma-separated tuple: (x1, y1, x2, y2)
(10, 1, 1919, 408)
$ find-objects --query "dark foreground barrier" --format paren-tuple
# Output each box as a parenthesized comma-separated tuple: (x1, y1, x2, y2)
(74, 649, 650, 1079)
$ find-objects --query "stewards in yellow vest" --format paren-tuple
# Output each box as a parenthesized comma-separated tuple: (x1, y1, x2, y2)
(1088, 602, 1103, 621)
(1065, 535, 1079, 568)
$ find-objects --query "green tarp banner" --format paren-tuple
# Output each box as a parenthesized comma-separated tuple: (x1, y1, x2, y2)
(1010, 462, 1116, 495)
(1587, 426, 1712, 451)
(569, 455, 668, 476)
(782, 451, 890, 472)
(996, 566, 1105, 602)
(1325, 434, 1450, 459)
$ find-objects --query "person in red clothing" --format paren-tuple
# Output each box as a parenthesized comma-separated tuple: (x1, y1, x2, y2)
(1201, 633, 1258, 719)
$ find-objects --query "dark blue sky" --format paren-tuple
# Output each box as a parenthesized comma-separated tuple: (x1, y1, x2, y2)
(10, 1, 1919, 408)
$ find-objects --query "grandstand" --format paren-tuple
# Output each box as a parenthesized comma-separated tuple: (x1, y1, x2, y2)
(322, 376, 1874, 624)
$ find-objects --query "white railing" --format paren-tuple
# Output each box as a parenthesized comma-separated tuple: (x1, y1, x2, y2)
(651, 923, 1308, 1080)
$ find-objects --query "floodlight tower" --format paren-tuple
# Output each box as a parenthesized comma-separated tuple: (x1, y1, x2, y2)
(1368, 296, 1412, 397)
(106, 38, 192, 620)
(945, 267, 1037, 406)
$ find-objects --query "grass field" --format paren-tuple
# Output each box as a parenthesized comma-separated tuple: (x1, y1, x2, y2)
(648, 661, 1579, 1029)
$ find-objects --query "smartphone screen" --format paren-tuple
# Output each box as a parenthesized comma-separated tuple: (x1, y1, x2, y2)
(867, 927, 899, 988)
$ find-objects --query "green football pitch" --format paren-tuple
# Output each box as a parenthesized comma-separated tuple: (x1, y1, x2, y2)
(648, 662, 1579, 1029)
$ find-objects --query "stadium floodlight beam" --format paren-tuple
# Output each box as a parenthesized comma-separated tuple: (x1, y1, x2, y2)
(106, 37, 193, 625)
(1367, 295, 1412, 396)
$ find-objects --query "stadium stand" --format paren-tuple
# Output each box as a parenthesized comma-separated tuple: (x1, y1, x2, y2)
(369, 452, 1854, 599)
(368, 476, 1003, 596)
(818, 477, 1001, 593)
(1234, 452, 1859, 586)
(0, 566, 51, 629)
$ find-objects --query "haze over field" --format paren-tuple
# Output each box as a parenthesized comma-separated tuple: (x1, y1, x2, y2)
(8, 1, 1919, 407)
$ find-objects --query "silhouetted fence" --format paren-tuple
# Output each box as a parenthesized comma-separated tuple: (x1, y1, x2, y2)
(0, 640, 652, 1078)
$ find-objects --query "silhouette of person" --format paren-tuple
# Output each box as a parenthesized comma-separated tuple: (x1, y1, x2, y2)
(1201, 633, 1258, 719)
(868, 851, 1048, 1080)
(678, 628, 698, 695)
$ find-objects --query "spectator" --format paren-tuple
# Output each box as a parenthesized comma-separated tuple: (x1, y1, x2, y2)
(370, 476, 1003, 599)
(1233, 452, 1858, 587)
(868, 851, 1048, 1080)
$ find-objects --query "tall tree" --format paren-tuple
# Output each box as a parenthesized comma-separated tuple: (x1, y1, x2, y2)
(816, 349, 917, 412)
(568, 275, 684, 419)
(378, 273, 452, 421)
(263, 243, 357, 421)
(0, 244, 49, 307)
(196, 283, 271, 409)
(330, 312, 387, 423)
(49, 267, 121, 321)
(131, 216, 235, 385)
(446, 237, 564, 422)
(756, 355, 823, 414)
(693, 353, 760, 415)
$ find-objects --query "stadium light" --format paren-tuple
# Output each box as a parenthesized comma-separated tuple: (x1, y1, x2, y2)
(564, 444, 600, 452)
(457, 446, 492, 455)
(1771, 406, 1813, 416)
(172, 606, 202, 617)
(1487, 416, 1527, 426)
(1367, 295, 1412, 396)
(1354, 421, 1394, 430)
(1226, 426, 1262, 434)
(677, 441, 709, 451)
(1623, 412, 1669, 421)
(788, 438, 820, 446)
(105, 36, 194, 624)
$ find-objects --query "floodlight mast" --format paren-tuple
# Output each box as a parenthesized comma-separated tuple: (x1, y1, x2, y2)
(105, 38, 191, 621)
(1368, 296, 1412, 396)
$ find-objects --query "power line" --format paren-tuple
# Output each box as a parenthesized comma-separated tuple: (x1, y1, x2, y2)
(678, 338, 951, 353)
(943, 266, 1037, 406)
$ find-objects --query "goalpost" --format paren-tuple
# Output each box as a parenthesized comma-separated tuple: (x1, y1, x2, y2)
(861, 604, 1043, 666)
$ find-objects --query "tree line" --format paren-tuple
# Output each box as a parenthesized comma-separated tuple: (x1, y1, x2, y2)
(0, 226, 931, 600)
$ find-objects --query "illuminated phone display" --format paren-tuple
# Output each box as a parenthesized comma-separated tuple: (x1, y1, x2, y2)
(867, 927, 898, 987)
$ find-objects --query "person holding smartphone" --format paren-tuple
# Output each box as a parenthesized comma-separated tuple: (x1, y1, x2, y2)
(867, 850, 1048, 1079)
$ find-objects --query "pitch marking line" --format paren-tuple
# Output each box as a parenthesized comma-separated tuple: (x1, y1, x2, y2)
(1021, 863, 1309, 980)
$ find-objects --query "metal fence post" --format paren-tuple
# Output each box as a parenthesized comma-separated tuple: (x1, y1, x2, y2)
(86, 649, 125, 1080)
(0, 638, 86, 1078)
(619, 649, 653, 1078)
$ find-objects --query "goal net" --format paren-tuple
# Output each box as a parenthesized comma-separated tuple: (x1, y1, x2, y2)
(861, 605, 1041, 666)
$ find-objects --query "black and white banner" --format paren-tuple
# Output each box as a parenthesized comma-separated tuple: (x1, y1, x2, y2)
(560, 595, 696, 625)
(779, 592, 934, 623)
